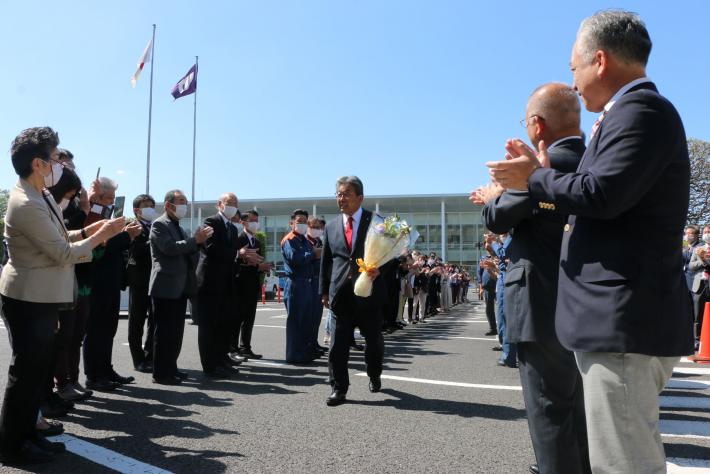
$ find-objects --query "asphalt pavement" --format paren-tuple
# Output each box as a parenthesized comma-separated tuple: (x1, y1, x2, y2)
(0, 297, 708, 473)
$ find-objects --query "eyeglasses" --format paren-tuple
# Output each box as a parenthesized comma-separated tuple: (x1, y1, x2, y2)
(519, 115, 544, 128)
(335, 192, 356, 199)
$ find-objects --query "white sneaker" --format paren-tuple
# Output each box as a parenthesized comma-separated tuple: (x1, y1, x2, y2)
(57, 385, 83, 401)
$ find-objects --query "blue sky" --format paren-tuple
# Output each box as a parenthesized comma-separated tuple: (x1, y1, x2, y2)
(1, 1, 708, 204)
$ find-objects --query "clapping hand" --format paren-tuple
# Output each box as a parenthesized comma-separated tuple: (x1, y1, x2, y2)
(195, 225, 214, 244)
(469, 182, 505, 206)
(486, 139, 549, 190)
(124, 221, 142, 240)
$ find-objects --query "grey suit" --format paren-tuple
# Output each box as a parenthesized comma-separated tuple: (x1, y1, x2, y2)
(148, 213, 199, 379)
(689, 249, 710, 344)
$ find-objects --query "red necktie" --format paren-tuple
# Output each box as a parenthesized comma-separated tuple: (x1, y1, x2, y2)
(345, 216, 354, 252)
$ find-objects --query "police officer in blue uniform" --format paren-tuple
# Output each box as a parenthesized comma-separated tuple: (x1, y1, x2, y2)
(282, 209, 321, 363)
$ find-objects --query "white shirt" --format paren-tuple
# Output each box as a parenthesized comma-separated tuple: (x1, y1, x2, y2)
(603, 76, 652, 115)
(218, 212, 239, 232)
(342, 207, 363, 250)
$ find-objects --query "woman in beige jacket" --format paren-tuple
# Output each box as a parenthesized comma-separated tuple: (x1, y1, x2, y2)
(0, 127, 123, 466)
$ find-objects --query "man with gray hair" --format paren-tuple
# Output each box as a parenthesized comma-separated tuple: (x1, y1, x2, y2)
(486, 10, 693, 473)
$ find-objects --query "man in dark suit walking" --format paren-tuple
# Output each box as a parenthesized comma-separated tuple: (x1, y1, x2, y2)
(127, 194, 157, 374)
(149, 190, 212, 385)
(195, 193, 242, 378)
(320, 176, 385, 406)
(480, 83, 590, 474)
(488, 11, 693, 473)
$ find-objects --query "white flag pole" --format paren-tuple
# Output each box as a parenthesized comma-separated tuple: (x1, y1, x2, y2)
(145, 24, 156, 194)
(190, 56, 198, 232)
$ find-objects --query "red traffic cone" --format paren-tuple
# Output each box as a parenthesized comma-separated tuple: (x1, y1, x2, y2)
(691, 302, 710, 364)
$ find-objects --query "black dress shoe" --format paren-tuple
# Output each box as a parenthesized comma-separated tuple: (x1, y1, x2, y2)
(226, 353, 245, 365)
(484, 330, 498, 336)
(529, 464, 540, 474)
(369, 377, 382, 393)
(175, 370, 188, 380)
(110, 372, 135, 385)
(135, 362, 153, 373)
(240, 349, 263, 360)
(37, 419, 64, 437)
(204, 366, 233, 379)
(153, 375, 182, 385)
(32, 435, 65, 454)
(86, 378, 120, 392)
(350, 343, 365, 351)
(326, 390, 347, 407)
(220, 364, 240, 374)
(1, 440, 54, 465)
(491, 346, 503, 351)
(315, 344, 329, 352)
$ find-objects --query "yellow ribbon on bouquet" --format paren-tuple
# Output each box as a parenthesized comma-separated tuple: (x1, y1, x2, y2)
(356, 258, 377, 274)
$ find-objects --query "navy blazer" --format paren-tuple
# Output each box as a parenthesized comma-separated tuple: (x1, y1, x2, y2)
(528, 82, 693, 356)
(483, 138, 585, 344)
(319, 209, 387, 313)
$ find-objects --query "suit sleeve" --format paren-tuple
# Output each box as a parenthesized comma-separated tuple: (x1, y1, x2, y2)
(482, 190, 533, 234)
(203, 219, 237, 261)
(13, 200, 93, 265)
(528, 96, 672, 219)
(689, 252, 708, 272)
(150, 220, 198, 256)
(319, 226, 333, 296)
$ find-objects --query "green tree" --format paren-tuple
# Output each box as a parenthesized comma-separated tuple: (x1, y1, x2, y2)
(688, 138, 710, 225)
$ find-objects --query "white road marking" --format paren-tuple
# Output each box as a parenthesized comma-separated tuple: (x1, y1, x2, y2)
(661, 396, 710, 410)
(673, 366, 710, 376)
(251, 360, 288, 367)
(256, 308, 285, 312)
(270, 315, 287, 319)
(46, 434, 172, 473)
(354, 373, 522, 391)
(667, 457, 710, 473)
(666, 379, 710, 390)
(660, 420, 710, 440)
(254, 324, 286, 329)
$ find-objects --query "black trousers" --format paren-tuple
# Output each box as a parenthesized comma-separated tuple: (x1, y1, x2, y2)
(83, 288, 120, 380)
(328, 287, 384, 393)
(483, 288, 496, 331)
(152, 296, 187, 379)
(693, 286, 709, 344)
(236, 284, 259, 351)
(198, 291, 233, 372)
(0, 296, 58, 455)
(127, 285, 154, 367)
(517, 340, 591, 474)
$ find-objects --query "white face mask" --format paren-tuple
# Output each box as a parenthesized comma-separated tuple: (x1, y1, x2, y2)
(308, 228, 323, 239)
(140, 207, 157, 222)
(42, 161, 64, 188)
(59, 198, 70, 211)
(247, 221, 260, 232)
(295, 223, 308, 235)
(221, 205, 238, 219)
(173, 204, 188, 219)
(703, 234, 710, 244)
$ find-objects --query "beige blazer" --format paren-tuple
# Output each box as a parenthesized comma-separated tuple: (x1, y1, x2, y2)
(0, 179, 93, 303)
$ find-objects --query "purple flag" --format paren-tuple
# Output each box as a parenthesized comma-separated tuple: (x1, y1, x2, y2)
(171, 64, 197, 100)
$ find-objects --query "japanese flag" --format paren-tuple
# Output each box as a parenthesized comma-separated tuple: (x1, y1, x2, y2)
(130, 39, 152, 88)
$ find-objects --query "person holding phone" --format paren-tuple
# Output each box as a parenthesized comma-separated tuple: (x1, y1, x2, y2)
(0, 127, 124, 465)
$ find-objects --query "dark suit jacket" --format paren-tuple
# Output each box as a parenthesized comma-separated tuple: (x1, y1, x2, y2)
(319, 209, 387, 313)
(196, 214, 240, 295)
(235, 230, 262, 297)
(91, 231, 131, 295)
(126, 222, 152, 288)
(149, 213, 199, 299)
(483, 138, 585, 344)
(528, 82, 694, 356)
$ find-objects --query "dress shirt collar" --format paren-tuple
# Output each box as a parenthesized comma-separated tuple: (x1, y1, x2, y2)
(604, 77, 652, 114)
(342, 207, 363, 225)
(547, 136, 583, 150)
(219, 211, 234, 227)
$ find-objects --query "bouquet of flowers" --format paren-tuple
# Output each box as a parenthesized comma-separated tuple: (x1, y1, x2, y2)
(354, 214, 419, 297)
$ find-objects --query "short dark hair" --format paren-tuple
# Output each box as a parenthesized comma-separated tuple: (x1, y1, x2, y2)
(133, 194, 155, 209)
(48, 167, 82, 203)
(243, 209, 259, 219)
(686, 225, 699, 235)
(11, 127, 60, 178)
(291, 209, 308, 220)
(57, 148, 74, 162)
(164, 189, 184, 204)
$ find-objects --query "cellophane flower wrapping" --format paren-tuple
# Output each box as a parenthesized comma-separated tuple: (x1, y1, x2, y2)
(353, 214, 420, 297)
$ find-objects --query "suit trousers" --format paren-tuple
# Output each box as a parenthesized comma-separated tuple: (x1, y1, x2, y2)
(483, 288, 496, 332)
(328, 288, 384, 392)
(517, 341, 590, 474)
(0, 296, 58, 456)
(127, 285, 154, 367)
(236, 288, 259, 351)
(83, 288, 120, 380)
(575, 352, 678, 474)
(198, 291, 233, 372)
(693, 286, 709, 345)
(152, 296, 187, 378)
(415, 291, 427, 320)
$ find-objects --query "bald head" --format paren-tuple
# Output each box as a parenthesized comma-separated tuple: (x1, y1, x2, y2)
(219, 192, 237, 204)
(525, 83, 581, 148)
